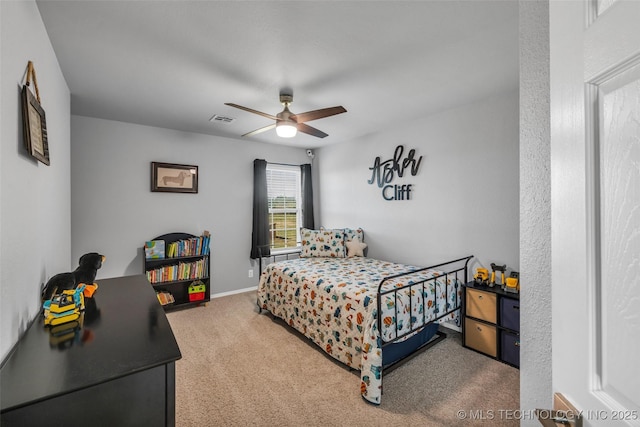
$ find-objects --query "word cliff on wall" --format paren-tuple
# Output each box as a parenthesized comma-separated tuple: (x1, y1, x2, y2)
(367, 145, 423, 201)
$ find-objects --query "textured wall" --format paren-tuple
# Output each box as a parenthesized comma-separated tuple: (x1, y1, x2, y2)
(0, 1, 71, 361)
(519, 0, 553, 420)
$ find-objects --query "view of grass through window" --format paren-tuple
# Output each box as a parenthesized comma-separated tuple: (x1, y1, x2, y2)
(267, 165, 301, 250)
(268, 197, 297, 249)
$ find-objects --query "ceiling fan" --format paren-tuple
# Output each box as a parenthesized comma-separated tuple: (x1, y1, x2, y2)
(225, 93, 346, 139)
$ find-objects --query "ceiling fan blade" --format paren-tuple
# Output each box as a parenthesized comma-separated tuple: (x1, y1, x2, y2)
(293, 106, 346, 123)
(242, 123, 276, 137)
(225, 103, 277, 121)
(297, 123, 328, 138)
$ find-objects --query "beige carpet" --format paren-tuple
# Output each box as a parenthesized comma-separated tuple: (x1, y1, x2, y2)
(166, 291, 519, 426)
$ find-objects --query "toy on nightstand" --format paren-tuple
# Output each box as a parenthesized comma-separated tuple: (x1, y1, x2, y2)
(490, 263, 506, 288)
(43, 284, 86, 326)
(505, 271, 519, 293)
(474, 267, 490, 286)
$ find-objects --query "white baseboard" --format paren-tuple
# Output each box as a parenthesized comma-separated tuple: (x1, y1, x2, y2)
(211, 286, 257, 299)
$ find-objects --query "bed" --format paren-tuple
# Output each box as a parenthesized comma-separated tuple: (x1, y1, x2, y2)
(256, 228, 472, 404)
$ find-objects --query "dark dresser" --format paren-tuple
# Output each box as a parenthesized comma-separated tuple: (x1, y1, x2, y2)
(462, 281, 520, 368)
(0, 275, 182, 426)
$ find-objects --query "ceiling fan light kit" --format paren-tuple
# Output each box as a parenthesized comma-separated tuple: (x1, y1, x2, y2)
(225, 92, 346, 139)
(275, 121, 297, 138)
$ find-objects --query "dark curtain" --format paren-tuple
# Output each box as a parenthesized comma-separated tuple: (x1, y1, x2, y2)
(301, 164, 315, 229)
(250, 159, 270, 259)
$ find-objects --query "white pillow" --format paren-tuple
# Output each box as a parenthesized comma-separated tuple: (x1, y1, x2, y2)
(346, 239, 367, 257)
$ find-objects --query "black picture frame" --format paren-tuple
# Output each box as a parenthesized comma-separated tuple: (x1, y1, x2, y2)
(151, 162, 198, 193)
(21, 85, 50, 165)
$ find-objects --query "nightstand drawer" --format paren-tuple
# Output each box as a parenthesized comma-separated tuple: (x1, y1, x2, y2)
(500, 297, 520, 332)
(465, 318, 497, 357)
(466, 288, 497, 323)
(501, 331, 520, 367)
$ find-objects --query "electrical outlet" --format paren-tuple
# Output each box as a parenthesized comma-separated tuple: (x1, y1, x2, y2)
(248, 269, 254, 278)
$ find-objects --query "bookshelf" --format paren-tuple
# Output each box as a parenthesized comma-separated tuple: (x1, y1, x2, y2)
(144, 231, 210, 310)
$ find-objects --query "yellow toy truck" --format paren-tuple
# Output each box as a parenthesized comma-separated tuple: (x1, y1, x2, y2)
(474, 267, 490, 286)
(43, 284, 86, 326)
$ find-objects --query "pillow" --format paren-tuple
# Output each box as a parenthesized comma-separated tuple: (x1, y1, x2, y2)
(319, 227, 366, 257)
(346, 239, 367, 258)
(343, 227, 364, 243)
(300, 228, 346, 258)
(320, 227, 364, 243)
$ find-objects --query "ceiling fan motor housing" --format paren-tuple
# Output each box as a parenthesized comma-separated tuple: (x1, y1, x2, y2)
(277, 106, 295, 122)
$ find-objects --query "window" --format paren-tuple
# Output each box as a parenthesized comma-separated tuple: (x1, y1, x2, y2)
(266, 164, 301, 251)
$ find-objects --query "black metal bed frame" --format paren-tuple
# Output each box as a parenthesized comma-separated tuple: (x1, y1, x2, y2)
(256, 250, 473, 391)
(376, 255, 473, 374)
(257, 246, 300, 275)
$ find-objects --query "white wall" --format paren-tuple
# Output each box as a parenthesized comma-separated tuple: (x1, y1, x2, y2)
(70, 115, 309, 294)
(0, 1, 71, 361)
(519, 0, 552, 420)
(316, 90, 519, 272)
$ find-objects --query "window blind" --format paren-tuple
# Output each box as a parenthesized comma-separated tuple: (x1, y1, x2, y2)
(266, 164, 302, 250)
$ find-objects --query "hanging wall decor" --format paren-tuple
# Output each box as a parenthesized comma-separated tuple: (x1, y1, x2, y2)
(21, 61, 50, 165)
(367, 145, 423, 201)
(151, 162, 199, 193)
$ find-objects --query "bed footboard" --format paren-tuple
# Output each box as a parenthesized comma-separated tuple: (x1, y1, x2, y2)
(376, 255, 473, 369)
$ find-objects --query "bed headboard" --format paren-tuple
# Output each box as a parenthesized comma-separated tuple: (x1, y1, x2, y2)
(257, 246, 301, 274)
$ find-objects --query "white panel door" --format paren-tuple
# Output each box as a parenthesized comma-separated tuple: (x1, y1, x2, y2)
(551, 1, 640, 425)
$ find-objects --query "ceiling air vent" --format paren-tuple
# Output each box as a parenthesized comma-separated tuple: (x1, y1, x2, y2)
(209, 114, 236, 125)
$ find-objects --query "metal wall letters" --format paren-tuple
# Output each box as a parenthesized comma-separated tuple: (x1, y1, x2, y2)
(367, 145, 423, 201)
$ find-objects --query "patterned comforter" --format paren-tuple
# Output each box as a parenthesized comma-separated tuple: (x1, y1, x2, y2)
(257, 257, 462, 404)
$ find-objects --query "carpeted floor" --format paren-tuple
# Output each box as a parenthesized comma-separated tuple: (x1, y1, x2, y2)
(166, 290, 519, 426)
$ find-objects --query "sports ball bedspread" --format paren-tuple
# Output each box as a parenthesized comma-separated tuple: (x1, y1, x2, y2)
(257, 257, 462, 404)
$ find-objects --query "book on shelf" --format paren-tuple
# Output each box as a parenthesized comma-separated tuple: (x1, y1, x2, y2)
(146, 258, 209, 284)
(144, 240, 165, 259)
(164, 231, 211, 258)
(156, 291, 174, 306)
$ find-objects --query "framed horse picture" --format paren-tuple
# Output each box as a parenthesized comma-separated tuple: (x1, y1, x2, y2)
(151, 162, 198, 193)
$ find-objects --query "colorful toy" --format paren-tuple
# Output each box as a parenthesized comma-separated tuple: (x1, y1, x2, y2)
(188, 280, 206, 302)
(474, 267, 489, 286)
(43, 284, 86, 326)
(83, 283, 99, 298)
(505, 271, 519, 293)
(41, 253, 105, 302)
(490, 263, 506, 287)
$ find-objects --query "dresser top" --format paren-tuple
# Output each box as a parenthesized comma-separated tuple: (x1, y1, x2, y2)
(463, 281, 520, 299)
(1, 274, 181, 412)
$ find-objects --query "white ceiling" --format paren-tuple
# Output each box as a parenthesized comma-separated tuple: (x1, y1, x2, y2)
(36, 0, 519, 149)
